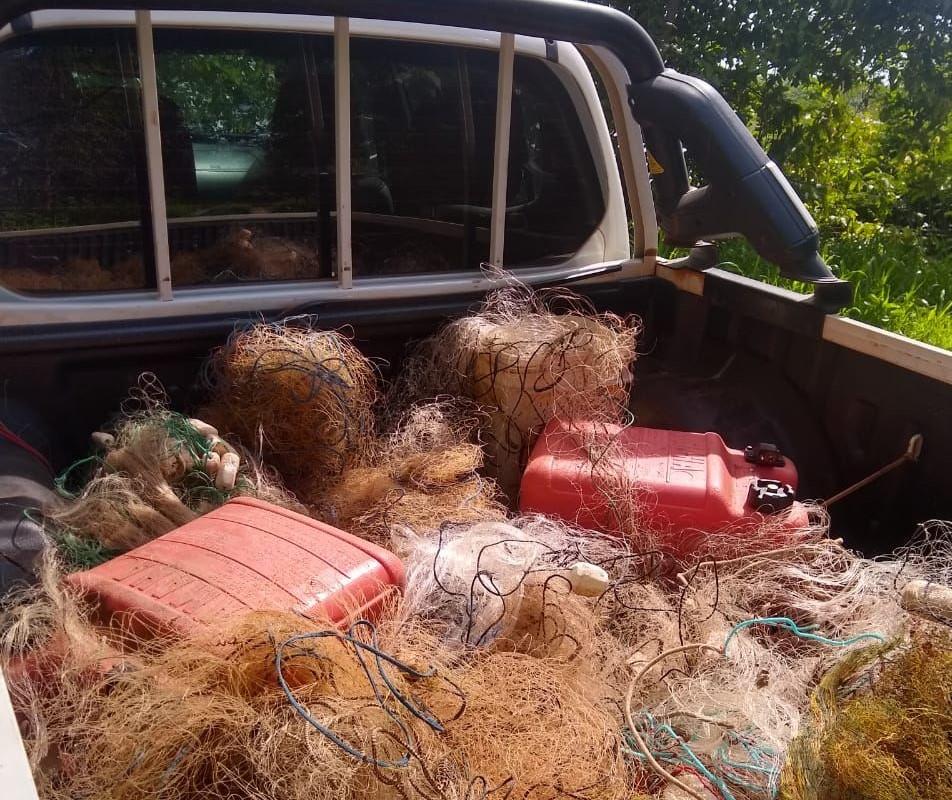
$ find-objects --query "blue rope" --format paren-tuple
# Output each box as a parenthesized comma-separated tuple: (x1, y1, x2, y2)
(723, 616, 884, 655)
(638, 714, 738, 800)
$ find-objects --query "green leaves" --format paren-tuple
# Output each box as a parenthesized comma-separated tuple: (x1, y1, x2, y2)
(609, 0, 951, 348)
(156, 51, 279, 139)
(604, 0, 951, 232)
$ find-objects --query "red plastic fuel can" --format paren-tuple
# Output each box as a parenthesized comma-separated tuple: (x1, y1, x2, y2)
(67, 497, 404, 637)
(519, 420, 809, 556)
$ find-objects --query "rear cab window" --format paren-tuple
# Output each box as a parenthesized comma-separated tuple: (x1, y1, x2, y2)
(0, 29, 150, 293)
(0, 15, 620, 308)
(155, 29, 336, 286)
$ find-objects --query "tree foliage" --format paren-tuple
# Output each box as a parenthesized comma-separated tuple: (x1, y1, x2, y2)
(601, 1, 951, 346)
(605, 0, 951, 232)
(156, 51, 279, 140)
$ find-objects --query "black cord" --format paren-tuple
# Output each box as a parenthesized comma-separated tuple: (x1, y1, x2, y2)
(274, 620, 452, 769)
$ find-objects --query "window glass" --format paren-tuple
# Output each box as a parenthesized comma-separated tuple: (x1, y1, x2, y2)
(346, 40, 606, 275)
(503, 57, 606, 266)
(346, 40, 481, 274)
(0, 29, 605, 295)
(0, 29, 150, 294)
(155, 30, 335, 286)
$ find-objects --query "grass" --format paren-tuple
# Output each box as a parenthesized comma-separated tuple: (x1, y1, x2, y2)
(708, 227, 952, 351)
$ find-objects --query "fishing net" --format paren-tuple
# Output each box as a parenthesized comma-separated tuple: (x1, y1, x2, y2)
(779, 633, 952, 800)
(398, 515, 640, 656)
(2, 256, 145, 293)
(398, 281, 638, 500)
(320, 400, 506, 547)
(3, 576, 638, 800)
(9, 470, 951, 800)
(0, 553, 123, 795)
(615, 520, 952, 800)
(172, 229, 318, 285)
(202, 318, 378, 496)
(47, 375, 300, 556)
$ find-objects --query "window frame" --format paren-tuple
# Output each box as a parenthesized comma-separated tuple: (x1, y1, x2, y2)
(0, 10, 652, 326)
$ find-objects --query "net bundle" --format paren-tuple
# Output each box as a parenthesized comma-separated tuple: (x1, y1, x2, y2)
(779, 633, 952, 800)
(202, 319, 378, 495)
(48, 375, 299, 559)
(400, 283, 638, 500)
(398, 515, 640, 656)
(320, 401, 506, 547)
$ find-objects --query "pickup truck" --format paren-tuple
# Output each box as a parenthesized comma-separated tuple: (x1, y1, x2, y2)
(0, 0, 950, 604)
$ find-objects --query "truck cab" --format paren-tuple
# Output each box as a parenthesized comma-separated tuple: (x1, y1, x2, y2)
(0, 0, 950, 596)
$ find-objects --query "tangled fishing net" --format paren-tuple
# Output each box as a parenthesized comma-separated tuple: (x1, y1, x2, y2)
(2, 566, 637, 800)
(47, 375, 299, 558)
(614, 520, 952, 800)
(6, 351, 951, 800)
(203, 318, 378, 496)
(779, 633, 952, 800)
(397, 515, 641, 657)
(399, 281, 638, 500)
(320, 400, 506, 547)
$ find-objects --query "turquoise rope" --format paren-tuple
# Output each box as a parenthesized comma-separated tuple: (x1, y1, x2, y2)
(714, 731, 779, 797)
(628, 717, 779, 800)
(624, 620, 884, 799)
(646, 715, 737, 800)
(54, 454, 101, 499)
(723, 616, 884, 655)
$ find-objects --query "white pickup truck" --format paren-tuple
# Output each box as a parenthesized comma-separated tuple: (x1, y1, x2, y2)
(1, 2, 951, 795)
(0, 1, 948, 606)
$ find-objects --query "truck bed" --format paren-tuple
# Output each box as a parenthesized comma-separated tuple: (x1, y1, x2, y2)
(2, 268, 948, 560)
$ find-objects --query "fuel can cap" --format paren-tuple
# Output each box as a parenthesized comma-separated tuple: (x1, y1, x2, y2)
(744, 442, 786, 467)
(747, 478, 796, 513)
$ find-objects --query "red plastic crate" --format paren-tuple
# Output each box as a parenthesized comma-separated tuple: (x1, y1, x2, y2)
(67, 497, 404, 637)
(520, 420, 809, 556)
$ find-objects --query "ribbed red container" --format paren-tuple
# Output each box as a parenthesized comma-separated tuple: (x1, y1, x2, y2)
(520, 420, 809, 556)
(67, 497, 404, 636)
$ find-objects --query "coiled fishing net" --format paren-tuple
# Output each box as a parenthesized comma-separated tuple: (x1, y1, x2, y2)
(320, 400, 506, 547)
(47, 375, 300, 558)
(202, 318, 378, 496)
(399, 282, 638, 500)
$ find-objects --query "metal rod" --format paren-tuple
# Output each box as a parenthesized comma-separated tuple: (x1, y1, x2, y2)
(334, 16, 353, 288)
(823, 434, 924, 508)
(135, 9, 172, 300)
(489, 32, 514, 268)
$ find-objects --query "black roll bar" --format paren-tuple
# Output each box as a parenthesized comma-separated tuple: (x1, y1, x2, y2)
(0, 0, 851, 309)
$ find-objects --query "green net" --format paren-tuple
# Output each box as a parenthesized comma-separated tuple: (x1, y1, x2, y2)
(780, 634, 952, 800)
